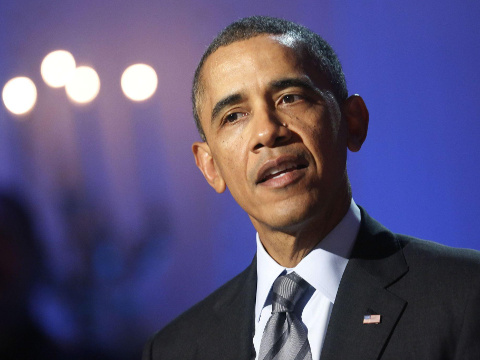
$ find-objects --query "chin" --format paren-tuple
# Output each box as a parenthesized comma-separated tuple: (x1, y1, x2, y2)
(253, 199, 320, 232)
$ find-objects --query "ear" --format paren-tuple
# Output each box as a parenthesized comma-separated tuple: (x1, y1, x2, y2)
(342, 94, 369, 152)
(192, 141, 226, 193)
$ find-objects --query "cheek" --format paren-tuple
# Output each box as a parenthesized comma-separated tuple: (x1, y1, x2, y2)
(217, 124, 247, 148)
(218, 126, 249, 155)
(213, 145, 247, 185)
(291, 107, 330, 148)
(297, 112, 345, 174)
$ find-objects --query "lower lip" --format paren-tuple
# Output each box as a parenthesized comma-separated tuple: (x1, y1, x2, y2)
(259, 167, 306, 188)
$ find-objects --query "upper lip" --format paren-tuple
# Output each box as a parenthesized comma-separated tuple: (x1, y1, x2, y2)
(255, 155, 308, 184)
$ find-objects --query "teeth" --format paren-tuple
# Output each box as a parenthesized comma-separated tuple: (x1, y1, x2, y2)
(265, 163, 297, 177)
(272, 172, 287, 179)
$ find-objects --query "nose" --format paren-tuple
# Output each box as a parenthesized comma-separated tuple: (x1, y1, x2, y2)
(248, 107, 291, 151)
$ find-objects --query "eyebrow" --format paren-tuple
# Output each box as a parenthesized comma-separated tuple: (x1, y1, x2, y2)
(209, 77, 323, 124)
(211, 93, 244, 124)
(269, 77, 321, 95)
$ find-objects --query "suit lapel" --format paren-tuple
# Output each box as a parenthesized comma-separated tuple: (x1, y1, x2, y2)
(321, 208, 409, 360)
(197, 257, 257, 360)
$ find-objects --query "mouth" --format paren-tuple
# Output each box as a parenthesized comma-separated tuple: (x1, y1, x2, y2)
(256, 156, 308, 185)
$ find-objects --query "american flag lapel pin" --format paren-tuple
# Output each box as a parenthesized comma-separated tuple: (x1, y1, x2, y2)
(363, 314, 381, 324)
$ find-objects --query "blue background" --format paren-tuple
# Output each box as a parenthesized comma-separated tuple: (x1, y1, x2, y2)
(1, 1, 479, 358)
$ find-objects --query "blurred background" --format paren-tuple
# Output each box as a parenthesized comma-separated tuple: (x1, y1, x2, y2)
(1, 0, 479, 358)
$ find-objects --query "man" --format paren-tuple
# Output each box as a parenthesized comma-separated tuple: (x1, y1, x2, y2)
(143, 16, 480, 359)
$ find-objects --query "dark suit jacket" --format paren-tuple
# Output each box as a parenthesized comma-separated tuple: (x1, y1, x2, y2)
(143, 208, 480, 359)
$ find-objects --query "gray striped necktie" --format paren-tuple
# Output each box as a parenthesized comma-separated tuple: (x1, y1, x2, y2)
(258, 271, 313, 360)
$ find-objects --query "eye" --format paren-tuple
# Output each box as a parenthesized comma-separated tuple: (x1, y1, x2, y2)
(280, 94, 303, 104)
(224, 111, 247, 123)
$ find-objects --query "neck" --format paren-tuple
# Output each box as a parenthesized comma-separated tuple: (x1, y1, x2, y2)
(256, 193, 351, 268)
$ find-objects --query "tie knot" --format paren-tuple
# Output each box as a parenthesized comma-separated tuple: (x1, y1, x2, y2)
(271, 272, 309, 313)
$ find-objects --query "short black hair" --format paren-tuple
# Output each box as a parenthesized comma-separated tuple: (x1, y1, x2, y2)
(192, 15, 348, 140)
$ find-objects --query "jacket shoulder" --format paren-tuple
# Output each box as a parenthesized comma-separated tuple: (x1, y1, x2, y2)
(143, 259, 256, 360)
(358, 206, 480, 277)
(397, 233, 480, 274)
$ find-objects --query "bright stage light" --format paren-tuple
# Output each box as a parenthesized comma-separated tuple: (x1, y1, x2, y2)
(121, 64, 158, 101)
(65, 66, 100, 104)
(2, 77, 37, 115)
(41, 50, 76, 88)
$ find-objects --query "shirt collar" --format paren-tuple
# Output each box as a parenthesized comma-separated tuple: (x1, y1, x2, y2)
(255, 199, 361, 322)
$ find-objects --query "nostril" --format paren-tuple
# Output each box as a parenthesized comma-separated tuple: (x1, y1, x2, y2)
(253, 143, 264, 151)
(250, 114, 292, 151)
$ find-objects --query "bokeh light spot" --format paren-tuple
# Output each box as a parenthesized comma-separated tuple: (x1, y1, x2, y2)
(2, 77, 37, 115)
(121, 64, 158, 102)
(41, 50, 76, 88)
(65, 66, 100, 104)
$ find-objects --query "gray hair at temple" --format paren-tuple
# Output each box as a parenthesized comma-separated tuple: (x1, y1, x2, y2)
(191, 15, 349, 141)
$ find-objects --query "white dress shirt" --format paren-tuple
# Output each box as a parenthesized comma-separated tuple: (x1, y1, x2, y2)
(253, 199, 361, 360)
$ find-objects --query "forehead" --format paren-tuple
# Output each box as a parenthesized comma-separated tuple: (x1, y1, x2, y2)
(198, 35, 317, 123)
(202, 34, 304, 89)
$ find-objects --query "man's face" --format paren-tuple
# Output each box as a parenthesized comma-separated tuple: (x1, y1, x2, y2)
(193, 35, 353, 234)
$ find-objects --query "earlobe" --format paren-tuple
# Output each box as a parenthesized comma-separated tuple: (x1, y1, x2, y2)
(192, 142, 226, 193)
(343, 94, 369, 152)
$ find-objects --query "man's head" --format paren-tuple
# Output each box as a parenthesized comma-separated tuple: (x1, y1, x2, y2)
(192, 16, 348, 141)
(191, 16, 368, 238)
